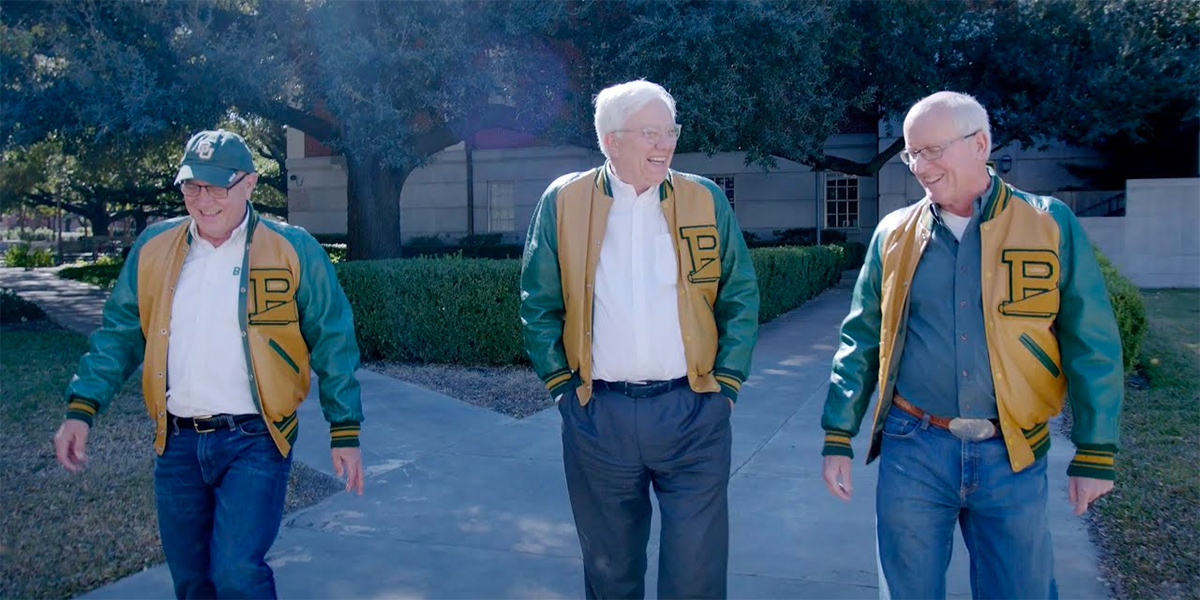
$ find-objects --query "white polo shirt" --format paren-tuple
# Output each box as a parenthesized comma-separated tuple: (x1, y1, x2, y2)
(166, 214, 258, 417)
(590, 167, 689, 383)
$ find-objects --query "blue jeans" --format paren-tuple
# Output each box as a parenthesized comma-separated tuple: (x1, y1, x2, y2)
(875, 408, 1057, 600)
(154, 416, 293, 599)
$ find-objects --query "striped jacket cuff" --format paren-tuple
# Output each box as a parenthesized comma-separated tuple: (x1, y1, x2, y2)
(1067, 444, 1116, 480)
(542, 368, 575, 400)
(329, 421, 361, 448)
(822, 430, 854, 458)
(714, 368, 745, 402)
(65, 396, 100, 427)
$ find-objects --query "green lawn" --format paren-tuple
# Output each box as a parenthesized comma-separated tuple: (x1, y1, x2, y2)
(1095, 289, 1200, 600)
(0, 329, 160, 600)
(0, 324, 342, 599)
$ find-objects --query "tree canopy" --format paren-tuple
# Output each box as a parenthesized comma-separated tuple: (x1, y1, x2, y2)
(3, 0, 1196, 258)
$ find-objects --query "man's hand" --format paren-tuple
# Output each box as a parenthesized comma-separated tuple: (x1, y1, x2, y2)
(54, 419, 91, 473)
(331, 447, 365, 495)
(822, 455, 853, 501)
(1068, 476, 1114, 516)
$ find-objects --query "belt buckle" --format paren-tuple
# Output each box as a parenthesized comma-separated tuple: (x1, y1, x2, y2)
(630, 381, 666, 399)
(948, 418, 996, 441)
(192, 414, 217, 434)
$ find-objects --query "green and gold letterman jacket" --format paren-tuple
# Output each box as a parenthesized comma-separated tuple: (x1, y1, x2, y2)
(822, 171, 1123, 479)
(520, 166, 760, 405)
(64, 204, 362, 457)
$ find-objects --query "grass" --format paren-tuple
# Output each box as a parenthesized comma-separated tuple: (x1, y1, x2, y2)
(1092, 289, 1200, 600)
(0, 325, 343, 599)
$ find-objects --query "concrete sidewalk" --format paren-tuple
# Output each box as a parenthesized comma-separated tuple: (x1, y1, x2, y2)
(1, 267, 1110, 599)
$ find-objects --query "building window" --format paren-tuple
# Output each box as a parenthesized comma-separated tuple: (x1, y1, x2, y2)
(488, 181, 515, 232)
(707, 175, 736, 212)
(824, 173, 859, 229)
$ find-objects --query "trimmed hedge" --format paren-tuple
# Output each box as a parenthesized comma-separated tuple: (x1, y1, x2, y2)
(339, 245, 845, 364)
(58, 259, 125, 289)
(338, 256, 525, 365)
(752, 246, 843, 323)
(1096, 250, 1147, 374)
(832, 240, 867, 271)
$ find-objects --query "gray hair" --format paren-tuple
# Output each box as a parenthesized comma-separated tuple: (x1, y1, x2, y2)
(904, 91, 992, 149)
(593, 80, 677, 159)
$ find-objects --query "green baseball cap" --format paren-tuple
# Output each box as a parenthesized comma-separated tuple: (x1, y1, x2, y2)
(174, 129, 257, 186)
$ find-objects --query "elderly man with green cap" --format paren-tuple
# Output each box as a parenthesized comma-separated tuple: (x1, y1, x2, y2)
(53, 129, 365, 599)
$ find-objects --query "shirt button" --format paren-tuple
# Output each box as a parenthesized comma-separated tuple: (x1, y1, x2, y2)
(962, 369, 969, 377)
(960, 333, 968, 341)
(960, 300, 968, 308)
(961, 266, 968, 274)
(240, 287, 247, 293)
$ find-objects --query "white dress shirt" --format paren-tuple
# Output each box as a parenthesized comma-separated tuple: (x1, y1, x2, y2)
(590, 167, 689, 383)
(166, 214, 258, 417)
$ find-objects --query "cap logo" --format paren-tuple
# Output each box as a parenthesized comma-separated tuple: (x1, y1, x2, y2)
(196, 141, 215, 160)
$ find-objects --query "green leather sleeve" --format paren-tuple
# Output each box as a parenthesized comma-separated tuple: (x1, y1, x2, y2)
(699, 176, 760, 401)
(63, 230, 156, 424)
(1048, 200, 1124, 475)
(821, 217, 889, 453)
(519, 174, 575, 399)
(284, 225, 364, 436)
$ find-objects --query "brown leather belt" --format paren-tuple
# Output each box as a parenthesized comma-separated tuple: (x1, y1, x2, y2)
(892, 395, 1000, 440)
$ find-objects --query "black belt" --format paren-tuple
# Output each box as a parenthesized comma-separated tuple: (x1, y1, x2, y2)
(169, 413, 259, 433)
(593, 376, 689, 399)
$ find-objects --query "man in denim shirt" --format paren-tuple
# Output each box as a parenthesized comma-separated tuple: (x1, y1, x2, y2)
(819, 92, 1124, 599)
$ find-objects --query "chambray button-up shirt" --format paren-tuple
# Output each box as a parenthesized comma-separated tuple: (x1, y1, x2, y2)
(894, 184, 999, 420)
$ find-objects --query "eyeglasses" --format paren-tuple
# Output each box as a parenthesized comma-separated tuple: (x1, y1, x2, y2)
(180, 173, 248, 199)
(614, 124, 682, 145)
(899, 130, 980, 166)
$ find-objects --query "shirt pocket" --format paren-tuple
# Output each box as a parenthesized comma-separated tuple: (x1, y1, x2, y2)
(654, 234, 679, 286)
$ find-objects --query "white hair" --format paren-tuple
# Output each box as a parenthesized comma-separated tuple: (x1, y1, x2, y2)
(904, 91, 992, 149)
(593, 80, 677, 159)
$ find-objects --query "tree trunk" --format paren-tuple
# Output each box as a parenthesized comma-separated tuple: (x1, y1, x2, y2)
(89, 210, 111, 237)
(133, 208, 149, 233)
(345, 152, 406, 260)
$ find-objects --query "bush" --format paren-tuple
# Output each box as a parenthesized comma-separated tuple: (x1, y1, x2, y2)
(337, 256, 525, 364)
(769, 227, 848, 246)
(832, 240, 867, 271)
(4, 244, 55, 269)
(0, 287, 47, 324)
(321, 243, 347, 264)
(402, 244, 524, 259)
(58, 260, 125, 289)
(1095, 250, 1147, 374)
(337, 245, 847, 365)
(752, 245, 844, 322)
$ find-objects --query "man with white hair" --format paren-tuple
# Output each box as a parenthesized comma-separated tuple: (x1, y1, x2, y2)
(819, 91, 1124, 599)
(520, 80, 759, 599)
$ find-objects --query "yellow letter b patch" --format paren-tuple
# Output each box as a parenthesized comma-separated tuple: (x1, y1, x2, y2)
(679, 225, 721, 283)
(248, 268, 298, 325)
(999, 249, 1059, 319)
